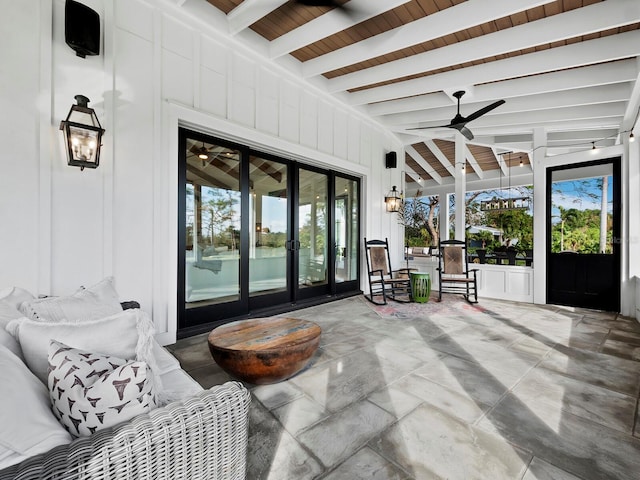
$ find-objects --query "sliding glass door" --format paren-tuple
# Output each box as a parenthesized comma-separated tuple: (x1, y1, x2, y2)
(178, 129, 360, 331)
(335, 175, 359, 294)
(248, 154, 291, 309)
(297, 168, 329, 300)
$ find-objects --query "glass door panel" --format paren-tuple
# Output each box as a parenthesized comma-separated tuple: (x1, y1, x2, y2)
(249, 155, 289, 297)
(185, 140, 241, 306)
(298, 169, 328, 290)
(547, 159, 620, 311)
(335, 176, 359, 285)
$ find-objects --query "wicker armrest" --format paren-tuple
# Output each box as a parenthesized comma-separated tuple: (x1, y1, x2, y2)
(0, 382, 251, 480)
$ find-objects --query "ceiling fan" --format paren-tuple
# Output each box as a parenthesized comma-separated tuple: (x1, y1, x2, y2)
(408, 90, 505, 141)
(188, 143, 238, 164)
(292, 0, 356, 16)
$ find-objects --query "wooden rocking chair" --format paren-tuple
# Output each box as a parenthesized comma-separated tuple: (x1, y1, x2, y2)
(364, 238, 414, 305)
(437, 239, 478, 304)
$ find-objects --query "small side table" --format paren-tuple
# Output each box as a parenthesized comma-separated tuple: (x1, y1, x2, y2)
(208, 317, 321, 385)
(410, 272, 431, 303)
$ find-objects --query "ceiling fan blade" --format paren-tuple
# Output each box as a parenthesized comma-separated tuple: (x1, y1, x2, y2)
(463, 99, 505, 123)
(294, 0, 346, 8)
(405, 124, 451, 131)
(457, 126, 474, 141)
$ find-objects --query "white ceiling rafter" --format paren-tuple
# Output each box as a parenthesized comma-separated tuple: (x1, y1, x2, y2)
(492, 148, 509, 176)
(302, 0, 554, 78)
(464, 146, 484, 179)
(269, 0, 412, 59)
(367, 60, 639, 117)
(380, 83, 631, 127)
(404, 165, 423, 185)
(348, 30, 640, 106)
(405, 145, 442, 184)
(227, 0, 288, 35)
(466, 117, 624, 138)
(383, 83, 632, 129)
(327, 0, 640, 93)
(423, 140, 454, 177)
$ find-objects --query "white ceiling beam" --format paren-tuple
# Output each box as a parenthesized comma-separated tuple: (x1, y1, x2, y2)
(367, 60, 638, 117)
(464, 146, 484, 179)
(227, 0, 288, 35)
(269, 0, 411, 59)
(491, 148, 509, 176)
(348, 30, 640, 105)
(406, 145, 443, 184)
(423, 140, 454, 177)
(548, 130, 620, 142)
(302, 0, 554, 78)
(404, 165, 424, 185)
(621, 58, 640, 132)
(328, 0, 640, 92)
(383, 83, 632, 128)
(468, 117, 624, 137)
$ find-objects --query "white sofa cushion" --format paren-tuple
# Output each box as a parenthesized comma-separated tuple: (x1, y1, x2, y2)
(19, 277, 122, 323)
(0, 344, 72, 470)
(159, 368, 204, 403)
(48, 340, 157, 437)
(0, 301, 24, 358)
(152, 339, 181, 375)
(6, 309, 156, 385)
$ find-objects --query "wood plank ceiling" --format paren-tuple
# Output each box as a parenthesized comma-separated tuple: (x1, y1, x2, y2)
(200, 0, 640, 193)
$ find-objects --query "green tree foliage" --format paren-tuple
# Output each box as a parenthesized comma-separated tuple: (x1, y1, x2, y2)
(397, 193, 439, 246)
(551, 207, 611, 253)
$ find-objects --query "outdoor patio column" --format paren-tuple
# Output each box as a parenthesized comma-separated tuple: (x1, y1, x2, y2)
(532, 127, 547, 304)
(440, 194, 450, 242)
(454, 133, 466, 241)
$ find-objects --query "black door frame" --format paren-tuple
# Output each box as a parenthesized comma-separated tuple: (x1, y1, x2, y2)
(545, 156, 621, 311)
(178, 128, 361, 332)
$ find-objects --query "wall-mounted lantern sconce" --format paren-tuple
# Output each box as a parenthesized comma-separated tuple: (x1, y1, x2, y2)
(59, 95, 104, 171)
(385, 186, 402, 212)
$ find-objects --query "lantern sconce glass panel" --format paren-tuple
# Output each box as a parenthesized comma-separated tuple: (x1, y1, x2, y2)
(59, 95, 104, 171)
(385, 186, 402, 213)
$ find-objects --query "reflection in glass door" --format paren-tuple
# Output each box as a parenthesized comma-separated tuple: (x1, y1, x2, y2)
(249, 155, 289, 300)
(298, 169, 328, 294)
(183, 139, 241, 307)
(335, 176, 359, 291)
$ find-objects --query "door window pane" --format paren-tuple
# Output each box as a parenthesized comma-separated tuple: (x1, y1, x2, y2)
(299, 169, 328, 288)
(249, 156, 288, 296)
(550, 164, 613, 254)
(335, 177, 358, 283)
(185, 141, 241, 305)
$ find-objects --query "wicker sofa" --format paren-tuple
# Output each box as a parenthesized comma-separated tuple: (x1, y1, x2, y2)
(0, 383, 251, 480)
(0, 283, 251, 480)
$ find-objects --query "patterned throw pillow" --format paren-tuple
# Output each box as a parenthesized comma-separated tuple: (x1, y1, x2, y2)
(48, 340, 157, 437)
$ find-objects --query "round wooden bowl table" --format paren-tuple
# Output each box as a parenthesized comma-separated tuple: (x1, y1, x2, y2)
(207, 317, 321, 385)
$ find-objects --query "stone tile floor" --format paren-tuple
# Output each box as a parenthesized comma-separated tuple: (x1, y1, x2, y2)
(167, 296, 640, 480)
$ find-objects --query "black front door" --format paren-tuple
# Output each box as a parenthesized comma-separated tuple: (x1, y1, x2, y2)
(546, 158, 621, 311)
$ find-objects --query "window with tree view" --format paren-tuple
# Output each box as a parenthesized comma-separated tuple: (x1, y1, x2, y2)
(550, 165, 613, 254)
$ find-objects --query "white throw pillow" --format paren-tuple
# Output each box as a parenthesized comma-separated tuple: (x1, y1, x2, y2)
(0, 287, 34, 310)
(0, 344, 72, 470)
(48, 340, 157, 437)
(6, 309, 156, 385)
(19, 277, 122, 323)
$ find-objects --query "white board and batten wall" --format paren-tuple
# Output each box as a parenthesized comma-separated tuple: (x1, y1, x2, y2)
(0, 0, 405, 344)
